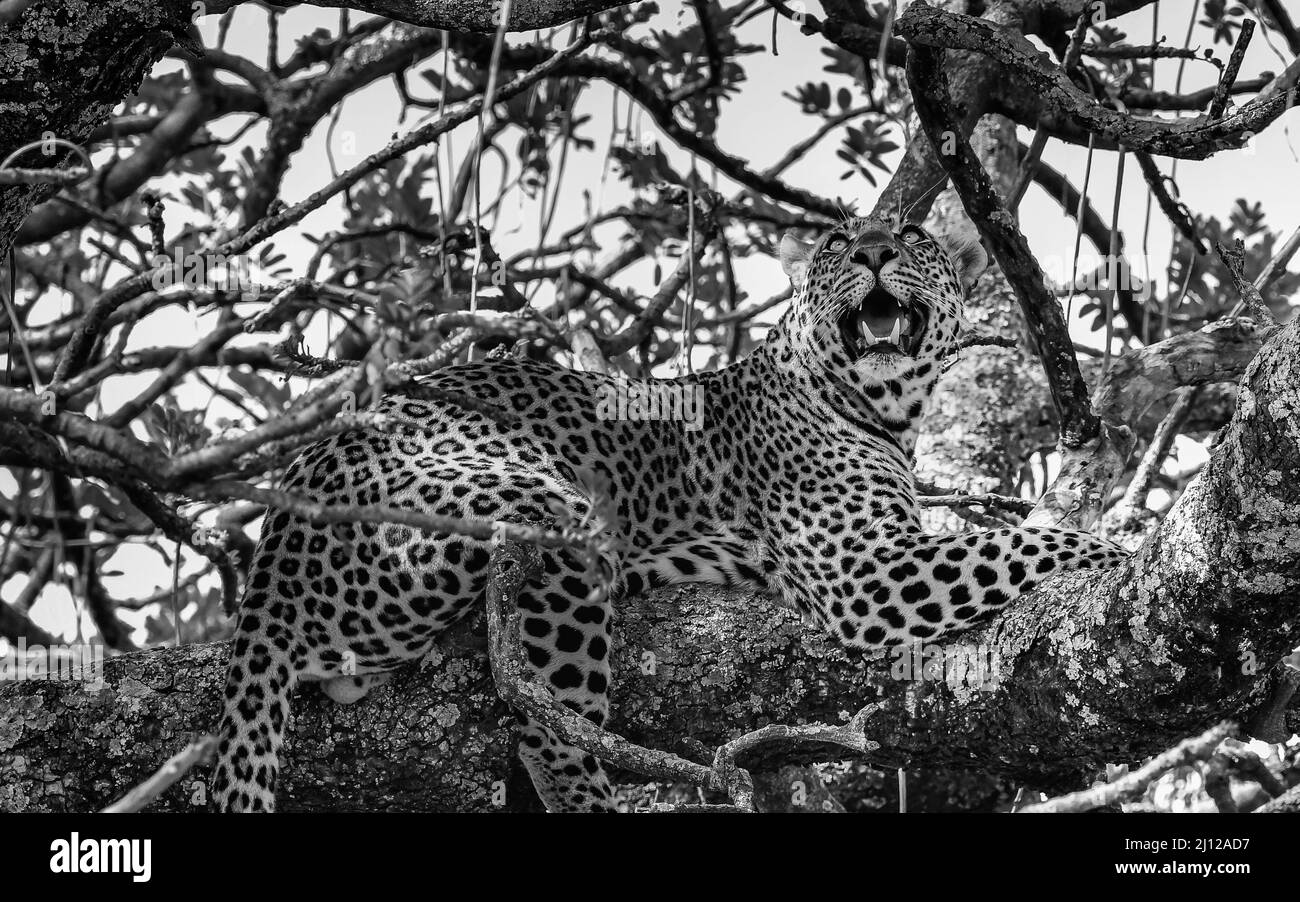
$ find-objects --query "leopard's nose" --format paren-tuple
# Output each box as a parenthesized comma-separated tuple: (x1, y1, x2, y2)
(851, 244, 899, 271)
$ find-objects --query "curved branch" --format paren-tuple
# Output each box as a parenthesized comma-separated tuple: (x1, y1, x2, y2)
(898, 4, 1300, 160)
(907, 45, 1097, 448)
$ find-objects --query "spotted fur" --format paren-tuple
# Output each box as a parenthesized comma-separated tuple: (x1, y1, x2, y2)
(210, 217, 1128, 812)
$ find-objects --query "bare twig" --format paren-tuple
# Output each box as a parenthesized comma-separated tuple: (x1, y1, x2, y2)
(1217, 239, 1278, 324)
(194, 481, 582, 555)
(1082, 42, 1219, 63)
(918, 491, 1034, 517)
(1122, 75, 1274, 112)
(1227, 224, 1300, 318)
(1134, 152, 1207, 255)
(953, 331, 1019, 352)
(1061, 4, 1093, 74)
(1111, 386, 1200, 522)
(0, 166, 91, 187)
(1021, 722, 1235, 813)
(1209, 19, 1256, 120)
(598, 193, 720, 358)
(1007, 129, 1048, 214)
(273, 336, 359, 377)
(1253, 224, 1300, 297)
(709, 713, 880, 812)
(101, 734, 218, 813)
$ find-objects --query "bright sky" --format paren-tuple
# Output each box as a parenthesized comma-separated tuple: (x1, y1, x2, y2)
(5, 1, 1298, 643)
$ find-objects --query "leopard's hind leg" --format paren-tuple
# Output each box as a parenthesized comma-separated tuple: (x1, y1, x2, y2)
(210, 500, 489, 812)
(212, 450, 620, 812)
(512, 546, 618, 812)
(210, 600, 302, 813)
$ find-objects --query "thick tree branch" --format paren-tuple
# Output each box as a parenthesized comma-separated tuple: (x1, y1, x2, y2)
(203, 0, 629, 33)
(1030, 317, 1271, 529)
(907, 45, 1098, 448)
(898, 4, 1300, 160)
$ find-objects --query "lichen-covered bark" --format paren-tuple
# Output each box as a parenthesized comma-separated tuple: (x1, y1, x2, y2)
(1259, 782, 1300, 812)
(0, 620, 519, 812)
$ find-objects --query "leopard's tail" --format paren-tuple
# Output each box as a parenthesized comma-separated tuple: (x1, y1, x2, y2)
(210, 616, 298, 813)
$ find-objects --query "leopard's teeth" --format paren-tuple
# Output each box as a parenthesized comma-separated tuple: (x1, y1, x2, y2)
(859, 321, 877, 343)
(888, 319, 902, 345)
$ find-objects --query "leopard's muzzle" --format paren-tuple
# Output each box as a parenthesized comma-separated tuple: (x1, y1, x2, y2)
(837, 285, 927, 360)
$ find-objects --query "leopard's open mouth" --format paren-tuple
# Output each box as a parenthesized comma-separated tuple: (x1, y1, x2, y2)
(838, 285, 926, 360)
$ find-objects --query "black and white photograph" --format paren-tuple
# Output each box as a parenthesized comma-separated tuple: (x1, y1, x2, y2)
(1, 0, 1298, 884)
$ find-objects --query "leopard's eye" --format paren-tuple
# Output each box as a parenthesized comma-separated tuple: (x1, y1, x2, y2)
(825, 235, 849, 253)
(899, 227, 925, 246)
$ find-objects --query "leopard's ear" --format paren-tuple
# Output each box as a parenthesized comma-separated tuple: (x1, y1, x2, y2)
(779, 233, 815, 289)
(947, 233, 988, 290)
(923, 199, 989, 291)
(930, 223, 988, 290)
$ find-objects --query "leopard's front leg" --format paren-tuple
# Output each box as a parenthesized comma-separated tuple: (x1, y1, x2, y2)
(775, 525, 1128, 648)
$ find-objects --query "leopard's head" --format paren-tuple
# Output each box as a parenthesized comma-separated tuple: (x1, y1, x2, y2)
(774, 216, 987, 385)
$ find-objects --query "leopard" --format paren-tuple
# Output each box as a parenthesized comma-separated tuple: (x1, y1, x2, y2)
(210, 215, 1129, 812)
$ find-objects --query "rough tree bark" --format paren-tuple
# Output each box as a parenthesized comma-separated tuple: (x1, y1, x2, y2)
(3, 316, 1297, 811)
